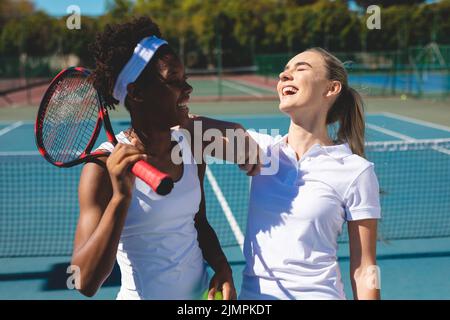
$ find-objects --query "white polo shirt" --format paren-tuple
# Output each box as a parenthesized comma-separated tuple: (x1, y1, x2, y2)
(239, 131, 381, 300)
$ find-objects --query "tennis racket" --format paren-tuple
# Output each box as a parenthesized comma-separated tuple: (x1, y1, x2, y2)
(35, 66, 174, 196)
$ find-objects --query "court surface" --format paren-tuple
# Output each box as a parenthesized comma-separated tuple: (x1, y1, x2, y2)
(0, 111, 449, 299)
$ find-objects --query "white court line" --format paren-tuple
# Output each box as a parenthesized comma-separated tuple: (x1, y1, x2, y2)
(0, 120, 33, 125)
(366, 123, 450, 156)
(0, 121, 24, 137)
(221, 80, 263, 97)
(380, 112, 450, 133)
(228, 79, 276, 93)
(433, 145, 450, 156)
(365, 112, 389, 116)
(0, 151, 40, 156)
(367, 138, 450, 146)
(205, 166, 245, 251)
(366, 123, 416, 141)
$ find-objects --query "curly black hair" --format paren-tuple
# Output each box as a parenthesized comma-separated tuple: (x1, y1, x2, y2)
(89, 16, 163, 109)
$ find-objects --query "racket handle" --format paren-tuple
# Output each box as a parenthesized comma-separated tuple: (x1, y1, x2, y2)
(131, 160, 174, 196)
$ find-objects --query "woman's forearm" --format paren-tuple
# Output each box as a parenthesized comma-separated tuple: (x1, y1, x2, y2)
(71, 195, 131, 296)
(191, 116, 249, 163)
(196, 220, 231, 274)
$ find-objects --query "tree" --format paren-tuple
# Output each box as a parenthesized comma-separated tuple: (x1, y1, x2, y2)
(0, 11, 58, 56)
(181, 0, 228, 67)
(354, 0, 425, 8)
(0, 0, 34, 29)
(58, 15, 99, 66)
(307, 0, 362, 51)
(133, 0, 196, 65)
(105, 0, 133, 20)
(364, 5, 415, 51)
(223, 0, 283, 55)
(1, 0, 448, 72)
(285, 0, 319, 5)
(434, 0, 450, 45)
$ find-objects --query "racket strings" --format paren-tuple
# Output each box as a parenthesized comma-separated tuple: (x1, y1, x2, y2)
(57, 78, 96, 159)
(41, 73, 99, 163)
(43, 79, 89, 156)
(58, 77, 98, 161)
(43, 76, 89, 161)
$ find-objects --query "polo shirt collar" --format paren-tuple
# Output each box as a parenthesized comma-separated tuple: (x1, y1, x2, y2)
(318, 143, 353, 160)
(274, 134, 353, 161)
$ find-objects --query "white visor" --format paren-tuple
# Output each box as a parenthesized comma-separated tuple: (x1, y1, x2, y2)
(113, 35, 168, 105)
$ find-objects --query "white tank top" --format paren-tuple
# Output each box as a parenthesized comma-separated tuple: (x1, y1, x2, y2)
(97, 129, 208, 300)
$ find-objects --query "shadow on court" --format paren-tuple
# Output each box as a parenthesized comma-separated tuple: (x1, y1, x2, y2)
(0, 262, 121, 291)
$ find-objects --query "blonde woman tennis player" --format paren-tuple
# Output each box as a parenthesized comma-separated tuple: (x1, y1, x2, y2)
(234, 48, 382, 300)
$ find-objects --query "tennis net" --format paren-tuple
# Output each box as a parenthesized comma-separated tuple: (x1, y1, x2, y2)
(1, 138, 449, 257)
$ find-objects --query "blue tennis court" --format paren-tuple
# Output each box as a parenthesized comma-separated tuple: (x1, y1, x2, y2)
(0, 112, 449, 299)
(349, 71, 449, 95)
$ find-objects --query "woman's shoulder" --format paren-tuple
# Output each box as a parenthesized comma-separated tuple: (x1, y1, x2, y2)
(340, 152, 378, 194)
(341, 152, 376, 184)
(344, 152, 374, 170)
(96, 130, 129, 152)
(327, 145, 378, 200)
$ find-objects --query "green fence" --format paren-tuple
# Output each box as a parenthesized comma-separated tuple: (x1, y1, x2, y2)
(0, 56, 58, 97)
(0, 56, 57, 78)
(255, 44, 450, 99)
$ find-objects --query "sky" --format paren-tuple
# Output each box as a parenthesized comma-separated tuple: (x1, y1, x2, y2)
(33, 0, 109, 16)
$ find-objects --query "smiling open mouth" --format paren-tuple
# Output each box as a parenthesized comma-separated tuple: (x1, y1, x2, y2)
(176, 100, 189, 114)
(282, 86, 298, 96)
(177, 95, 190, 110)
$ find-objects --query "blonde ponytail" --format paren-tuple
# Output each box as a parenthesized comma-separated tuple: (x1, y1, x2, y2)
(307, 47, 366, 157)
